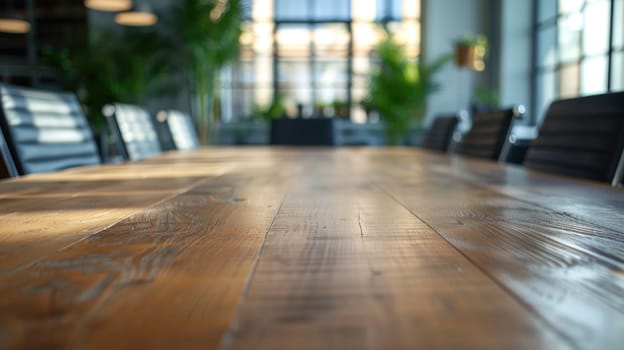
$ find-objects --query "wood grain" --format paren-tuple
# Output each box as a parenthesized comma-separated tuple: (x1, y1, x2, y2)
(0, 147, 622, 349)
(370, 148, 624, 350)
(0, 148, 296, 349)
(222, 150, 570, 350)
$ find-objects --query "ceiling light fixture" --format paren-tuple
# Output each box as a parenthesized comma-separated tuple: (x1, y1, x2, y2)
(0, 0, 30, 34)
(115, 2, 157, 27)
(0, 18, 30, 34)
(85, 0, 132, 12)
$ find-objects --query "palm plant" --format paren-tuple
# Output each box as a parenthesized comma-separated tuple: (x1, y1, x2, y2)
(156, 0, 243, 144)
(44, 29, 171, 132)
(368, 32, 452, 144)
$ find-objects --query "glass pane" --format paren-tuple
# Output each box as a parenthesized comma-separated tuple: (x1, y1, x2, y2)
(559, 0, 584, 14)
(612, 51, 624, 91)
(352, 22, 383, 55)
(538, 0, 557, 22)
(581, 55, 608, 95)
(376, 0, 405, 20)
(236, 60, 255, 85)
(315, 59, 348, 86)
(240, 22, 273, 55)
(241, 0, 252, 20)
(558, 14, 582, 62)
(312, 23, 349, 57)
(352, 55, 371, 75)
(614, 0, 624, 49)
(388, 20, 420, 57)
(352, 0, 376, 21)
(583, 0, 610, 56)
(276, 24, 311, 56)
(314, 0, 350, 20)
(536, 70, 557, 123)
(254, 55, 273, 86)
(231, 88, 254, 119)
(278, 59, 311, 88)
(559, 63, 580, 98)
(538, 25, 557, 68)
(254, 87, 274, 109)
(402, 0, 421, 19)
(252, 0, 273, 20)
(275, 0, 309, 20)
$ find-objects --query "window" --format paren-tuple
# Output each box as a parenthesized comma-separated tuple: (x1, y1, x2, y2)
(220, 0, 421, 123)
(533, 0, 623, 123)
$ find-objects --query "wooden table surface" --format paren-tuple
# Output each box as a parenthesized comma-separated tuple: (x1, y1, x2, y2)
(0, 147, 623, 350)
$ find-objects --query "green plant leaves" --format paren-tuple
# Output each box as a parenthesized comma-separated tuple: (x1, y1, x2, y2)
(366, 32, 451, 144)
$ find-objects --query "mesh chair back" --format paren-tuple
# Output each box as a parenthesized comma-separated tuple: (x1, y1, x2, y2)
(457, 108, 519, 161)
(0, 84, 100, 175)
(158, 110, 200, 151)
(105, 103, 161, 161)
(423, 114, 459, 152)
(525, 92, 624, 185)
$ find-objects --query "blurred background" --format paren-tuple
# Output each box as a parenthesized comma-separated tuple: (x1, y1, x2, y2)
(0, 0, 622, 146)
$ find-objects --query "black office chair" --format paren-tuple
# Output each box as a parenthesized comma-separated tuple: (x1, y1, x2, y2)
(422, 114, 460, 152)
(0, 129, 18, 178)
(457, 107, 523, 161)
(0, 84, 101, 175)
(104, 103, 161, 161)
(156, 110, 200, 151)
(524, 92, 624, 186)
(270, 118, 337, 146)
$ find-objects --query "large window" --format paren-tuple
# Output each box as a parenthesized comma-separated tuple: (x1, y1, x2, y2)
(221, 0, 421, 123)
(534, 0, 623, 123)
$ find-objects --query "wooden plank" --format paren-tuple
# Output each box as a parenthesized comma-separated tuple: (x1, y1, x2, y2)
(1, 147, 623, 349)
(432, 156, 624, 234)
(0, 155, 232, 276)
(223, 151, 570, 350)
(373, 149, 624, 350)
(0, 162, 293, 349)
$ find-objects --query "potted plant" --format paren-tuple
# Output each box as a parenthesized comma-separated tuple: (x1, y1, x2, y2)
(454, 34, 488, 71)
(314, 102, 328, 117)
(155, 0, 243, 144)
(332, 100, 349, 119)
(254, 95, 287, 122)
(366, 31, 451, 144)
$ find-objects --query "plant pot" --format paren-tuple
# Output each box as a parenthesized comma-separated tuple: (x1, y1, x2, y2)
(455, 44, 476, 68)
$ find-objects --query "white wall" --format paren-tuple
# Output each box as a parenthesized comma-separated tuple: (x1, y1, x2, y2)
(499, 0, 533, 122)
(422, 0, 534, 128)
(421, 0, 491, 126)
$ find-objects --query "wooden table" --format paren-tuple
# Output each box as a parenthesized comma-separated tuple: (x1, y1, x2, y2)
(0, 148, 622, 350)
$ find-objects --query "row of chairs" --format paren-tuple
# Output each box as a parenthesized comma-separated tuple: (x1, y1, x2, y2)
(422, 91, 624, 186)
(0, 84, 200, 178)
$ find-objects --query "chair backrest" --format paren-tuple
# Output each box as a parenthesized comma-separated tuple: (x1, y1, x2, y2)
(0, 129, 18, 178)
(525, 92, 624, 185)
(0, 84, 101, 175)
(422, 114, 459, 152)
(270, 118, 337, 146)
(104, 103, 161, 161)
(457, 107, 519, 161)
(157, 110, 200, 151)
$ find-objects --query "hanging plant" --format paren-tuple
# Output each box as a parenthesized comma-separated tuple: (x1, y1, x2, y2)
(454, 34, 488, 71)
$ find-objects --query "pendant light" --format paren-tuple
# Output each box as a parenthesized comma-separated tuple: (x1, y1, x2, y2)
(115, 2, 157, 27)
(84, 0, 132, 12)
(0, 0, 30, 34)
